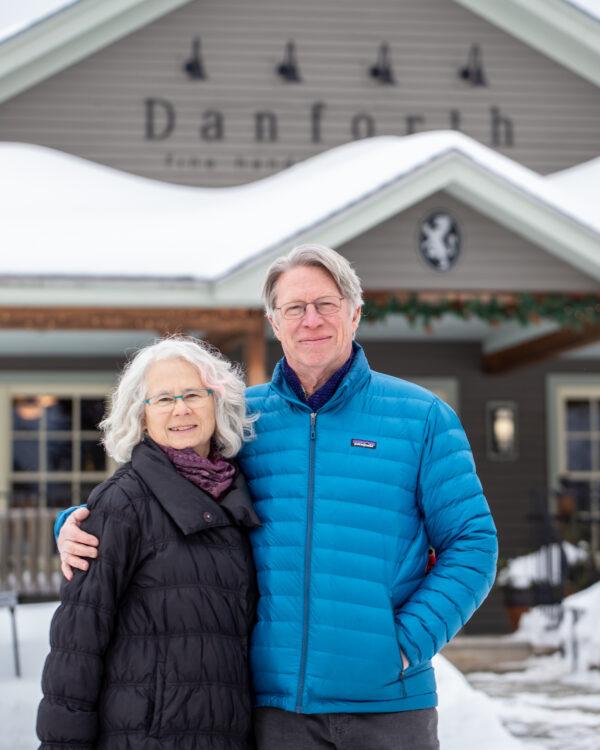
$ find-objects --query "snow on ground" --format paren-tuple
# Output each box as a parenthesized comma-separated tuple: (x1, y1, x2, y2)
(468, 582, 600, 749)
(1, 601, 527, 750)
(434, 655, 534, 749)
(517, 581, 600, 670)
(468, 654, 600, 750)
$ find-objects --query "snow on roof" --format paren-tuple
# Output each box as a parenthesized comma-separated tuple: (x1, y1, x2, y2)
(564, 0, 600, 22)
(546, 156, 600, 222)
(0, 131, 599, 282)
(0, 0, 80, 44)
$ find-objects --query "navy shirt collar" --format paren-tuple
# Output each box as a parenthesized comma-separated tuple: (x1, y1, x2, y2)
(282, 342, 358, 412)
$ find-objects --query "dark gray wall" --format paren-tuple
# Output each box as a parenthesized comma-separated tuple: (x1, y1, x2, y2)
(1, 0, 598, 185)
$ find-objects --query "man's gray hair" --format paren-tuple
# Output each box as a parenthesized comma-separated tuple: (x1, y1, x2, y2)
(100, 336, 255, 463)
(262, 244, 364, 317)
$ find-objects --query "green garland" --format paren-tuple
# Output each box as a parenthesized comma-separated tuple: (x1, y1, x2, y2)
(362, 293, 600, 329)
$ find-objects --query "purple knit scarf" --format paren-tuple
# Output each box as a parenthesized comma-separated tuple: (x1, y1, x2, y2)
(159, 444, 236, 499)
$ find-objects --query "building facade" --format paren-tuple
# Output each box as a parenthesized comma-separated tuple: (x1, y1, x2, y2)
(0, 0, 599, 631)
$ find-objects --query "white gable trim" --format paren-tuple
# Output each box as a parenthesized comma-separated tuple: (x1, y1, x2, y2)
(0, 0, 598, 105)
(0, 0, 193, 105)
(454, 0, 600, 87)
(215, 148, 600, 305)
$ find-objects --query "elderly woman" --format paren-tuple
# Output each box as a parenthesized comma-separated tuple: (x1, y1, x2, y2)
(37, 337, 259, 750)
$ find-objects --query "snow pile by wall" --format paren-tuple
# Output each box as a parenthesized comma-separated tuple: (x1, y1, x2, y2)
(518, 581, 600, 671)
(435, 654, 527, 749)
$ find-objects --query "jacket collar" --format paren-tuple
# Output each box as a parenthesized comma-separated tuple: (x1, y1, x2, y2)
(131, 438, 260, 535)
(270, 342, 371, 413)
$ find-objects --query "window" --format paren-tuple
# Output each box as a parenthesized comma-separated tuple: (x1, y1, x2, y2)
(0, 381, 114, 510)
(548, 377, 600, 554)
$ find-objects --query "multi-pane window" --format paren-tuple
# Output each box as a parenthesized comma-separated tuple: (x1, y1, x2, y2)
(9, 393, 111, 508)
(557, 391, 600, 553)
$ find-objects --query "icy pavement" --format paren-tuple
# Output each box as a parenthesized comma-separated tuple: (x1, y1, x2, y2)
(467, 654, 600, 750)
(2, 602, 528, 750)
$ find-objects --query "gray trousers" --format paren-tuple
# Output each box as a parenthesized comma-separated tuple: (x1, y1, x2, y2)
(254, 707, 439, 750)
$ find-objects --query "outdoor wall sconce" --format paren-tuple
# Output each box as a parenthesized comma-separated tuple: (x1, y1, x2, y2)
(459, 43, 487, 86)
(369, 42, 395, 84)
(276, 40, 301, 82)
(487, 401, 518, 460)
(183, 37, 206, 80)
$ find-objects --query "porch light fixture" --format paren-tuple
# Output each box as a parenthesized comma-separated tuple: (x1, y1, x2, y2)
(183, 37, 206, 80)
(459, 43, 487, 86)
(276, 40, 301, 82)
(487, 401, 518, 460)
(369, 42, 395, 85)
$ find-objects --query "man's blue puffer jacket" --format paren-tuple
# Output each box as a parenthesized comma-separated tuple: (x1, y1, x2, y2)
(238, 345, 498, 714)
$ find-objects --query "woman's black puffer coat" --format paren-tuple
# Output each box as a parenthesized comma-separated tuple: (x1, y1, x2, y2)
(37, 437, 259, 750)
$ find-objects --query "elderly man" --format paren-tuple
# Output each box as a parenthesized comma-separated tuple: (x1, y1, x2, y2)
(57, 244, 497, 750)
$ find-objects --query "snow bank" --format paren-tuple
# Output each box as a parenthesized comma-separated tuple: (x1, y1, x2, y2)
(1, 602, 528, 749)
(518, 581, 600, 671)
(434, 654, 527, 749)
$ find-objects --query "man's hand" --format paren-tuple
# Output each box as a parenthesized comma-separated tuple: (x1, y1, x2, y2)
(57, 508, 99, 581)
(401, 651, 409, 670)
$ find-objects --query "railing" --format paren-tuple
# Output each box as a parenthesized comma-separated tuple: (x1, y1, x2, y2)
(0, 508, 61, 596)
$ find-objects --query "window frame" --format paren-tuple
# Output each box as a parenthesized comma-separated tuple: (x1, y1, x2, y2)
(546, 374, 600, 554)
(0, 373, 116, 511)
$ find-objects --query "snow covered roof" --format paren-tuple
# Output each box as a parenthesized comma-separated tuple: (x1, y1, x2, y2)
(0, 0, 81, 44)
(565, 0, 600, 21)
(0, 0, 192, 105)
(1, 131, 599, 291)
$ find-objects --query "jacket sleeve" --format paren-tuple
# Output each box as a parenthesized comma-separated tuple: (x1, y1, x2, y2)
(37, 482, 141, 749)
(395, 398, 498, 667)
(53, 504, 87, 542)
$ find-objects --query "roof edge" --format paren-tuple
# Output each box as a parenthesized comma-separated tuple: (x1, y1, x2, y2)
(0, 0, 193, 104)
(454, 0, 600, 87)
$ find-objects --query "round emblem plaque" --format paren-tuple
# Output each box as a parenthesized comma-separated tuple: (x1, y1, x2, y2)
(418, 211, 461, 272)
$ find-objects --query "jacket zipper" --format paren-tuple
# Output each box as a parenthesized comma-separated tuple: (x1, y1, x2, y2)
(399, 666, 407, 698)
(295, 411, 317, 712)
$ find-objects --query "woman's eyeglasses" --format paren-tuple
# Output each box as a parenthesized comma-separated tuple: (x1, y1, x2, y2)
(144, 389, 214, 411)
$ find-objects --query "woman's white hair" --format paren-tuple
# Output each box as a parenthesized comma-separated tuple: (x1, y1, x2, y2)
(100, 336, 256, 463)
(262, 243, 364, 317)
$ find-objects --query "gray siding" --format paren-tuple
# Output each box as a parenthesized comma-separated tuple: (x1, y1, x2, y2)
(0, 0, 598, 186)
(339, 191, 598, 291)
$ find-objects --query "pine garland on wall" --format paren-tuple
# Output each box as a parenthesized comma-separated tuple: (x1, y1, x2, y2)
(362, 293, 600, 329)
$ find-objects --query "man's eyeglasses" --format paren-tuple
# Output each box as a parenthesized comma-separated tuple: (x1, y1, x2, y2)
(144, 389, 214, 411)
(275, 296, 344, 320)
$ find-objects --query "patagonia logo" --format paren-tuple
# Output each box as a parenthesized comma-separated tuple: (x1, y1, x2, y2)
(351, 438, 377, 449)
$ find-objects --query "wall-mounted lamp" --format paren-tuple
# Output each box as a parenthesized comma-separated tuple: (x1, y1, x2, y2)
(183, 37, 206, 80)
(277, 40, 301, 82)
(487, 401, 518, 460)
(459, 43, 487, 86)
(369, 42, 395, 85)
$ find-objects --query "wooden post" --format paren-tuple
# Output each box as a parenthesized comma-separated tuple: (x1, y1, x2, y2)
(245, 317, 267, 386)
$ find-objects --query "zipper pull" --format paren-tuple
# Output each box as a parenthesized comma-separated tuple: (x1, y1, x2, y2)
(310, 412, 316, 440)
